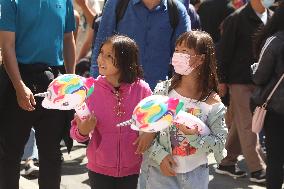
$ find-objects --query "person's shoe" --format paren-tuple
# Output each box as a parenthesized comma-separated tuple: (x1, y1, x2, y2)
(216, 165, 247, 178)
(32, 158, 39, 166)
(24, 162, 39, 176)
(250, 169, 266, 184)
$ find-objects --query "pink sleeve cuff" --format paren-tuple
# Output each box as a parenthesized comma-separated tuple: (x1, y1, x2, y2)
(70, 119, 89, 142)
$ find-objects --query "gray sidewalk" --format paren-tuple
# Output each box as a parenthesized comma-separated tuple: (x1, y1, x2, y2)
(19, 142, 272, 189)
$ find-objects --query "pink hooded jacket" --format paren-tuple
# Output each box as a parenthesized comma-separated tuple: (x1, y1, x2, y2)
(70, 76, 152, 177)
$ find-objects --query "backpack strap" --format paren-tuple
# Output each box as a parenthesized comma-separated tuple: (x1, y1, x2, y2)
(115, 0, 131, 30)
(167, 0, 179, 40)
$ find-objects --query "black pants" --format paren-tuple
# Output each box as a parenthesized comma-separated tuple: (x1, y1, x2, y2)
(264, 111, 284, 189)
(88, 171, 139, 189)
(0, 64, 66, 189)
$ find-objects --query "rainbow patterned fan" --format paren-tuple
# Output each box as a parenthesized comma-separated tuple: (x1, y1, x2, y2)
(35, 74, 95, 120)
(117, 95, 210, 134)
(117, 95, 184, 132)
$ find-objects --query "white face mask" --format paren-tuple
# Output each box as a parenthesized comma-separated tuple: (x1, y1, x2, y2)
(261, 0, 275, 8)
(172, 52, 197, 75)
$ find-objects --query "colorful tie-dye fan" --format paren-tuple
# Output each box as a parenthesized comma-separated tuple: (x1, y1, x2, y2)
(35, 74, 95, 120)
(117, 95, 210, 134)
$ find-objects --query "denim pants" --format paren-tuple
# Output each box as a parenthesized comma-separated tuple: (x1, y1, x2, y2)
(22, 129, 38, 160)
(141, 164, 209, 189)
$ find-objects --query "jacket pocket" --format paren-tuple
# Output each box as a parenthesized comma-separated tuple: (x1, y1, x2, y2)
(95, 133, 118, 168)
(120, 132, 142, 168)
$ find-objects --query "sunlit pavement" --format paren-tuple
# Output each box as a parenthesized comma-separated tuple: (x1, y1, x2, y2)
(19, 141, 276, 189)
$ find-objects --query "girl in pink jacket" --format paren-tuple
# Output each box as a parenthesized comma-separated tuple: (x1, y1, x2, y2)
(70, 35, 152, 189)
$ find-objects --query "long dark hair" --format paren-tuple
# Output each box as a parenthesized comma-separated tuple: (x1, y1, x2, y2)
(169, 31, 218, 101)
(254, 2, 284, 57)
(101, 35, 144, 84)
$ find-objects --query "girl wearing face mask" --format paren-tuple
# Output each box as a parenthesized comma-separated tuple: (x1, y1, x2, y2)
(142, 31, 227, 189)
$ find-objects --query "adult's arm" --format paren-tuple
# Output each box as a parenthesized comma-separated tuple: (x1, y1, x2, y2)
(77, 28, 94, 62)
(187, 3, 201, 30)
(90, 0, 119, 77)
(64, 0, 76, 74)
(218, 14, 238, 84)
(0, 31, 35, 111)
(253, 36, 278, 86)
(63, 32, 76, 74)
(174, 1, 191, 42)
(75, 0, 98, 26)
(73, 10, 80, 42)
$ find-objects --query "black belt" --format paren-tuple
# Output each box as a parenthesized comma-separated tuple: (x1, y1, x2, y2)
(18, 63, 64, 74)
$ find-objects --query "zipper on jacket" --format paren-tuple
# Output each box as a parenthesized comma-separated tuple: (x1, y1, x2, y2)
(117, 125, 121, 176)
(114, 88, 123, 177)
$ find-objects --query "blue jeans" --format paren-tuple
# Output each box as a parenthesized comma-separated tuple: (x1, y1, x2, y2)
(140, 164, 209, 189)
(22, 129, 38, 160)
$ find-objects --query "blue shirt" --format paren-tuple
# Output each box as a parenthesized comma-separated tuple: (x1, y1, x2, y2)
(91, 0, 191, 89)
(0, 0, 75, 66)
(187, 3, 201, 30)
(178, 0, 201, 29)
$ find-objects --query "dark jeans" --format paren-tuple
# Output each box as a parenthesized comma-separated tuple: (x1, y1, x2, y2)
(264, 111, 284, 189)
(0, 64, 66, 189)
(88, 171, 139, 189)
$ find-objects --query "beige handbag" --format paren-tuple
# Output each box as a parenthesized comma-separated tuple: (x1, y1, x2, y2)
(252, 73, 284, 133)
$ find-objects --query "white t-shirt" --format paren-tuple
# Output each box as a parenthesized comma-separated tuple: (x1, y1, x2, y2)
(255, 9, 268, 25)
(169, 90, 213, 173)
(87, 0, 101, 14)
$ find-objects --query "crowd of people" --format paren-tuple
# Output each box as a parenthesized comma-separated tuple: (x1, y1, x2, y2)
(0, 0, 283, 189)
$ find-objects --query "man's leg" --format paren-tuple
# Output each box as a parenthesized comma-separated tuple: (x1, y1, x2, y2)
(220, 103, 242, 166)
(34, 109, 66, 189)
(230, 84, 266, 180)
(0, 83, 33, 189)
(22, 129, 39, 176)
(216, 101, 245, 177)
(264, 112, 284, 189)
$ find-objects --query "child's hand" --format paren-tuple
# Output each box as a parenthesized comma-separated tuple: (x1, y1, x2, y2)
(175, 123, 199, 135)
(133, 132, 156, 154)
(75, 113, 97, 136)
(160, 155, 177, 176)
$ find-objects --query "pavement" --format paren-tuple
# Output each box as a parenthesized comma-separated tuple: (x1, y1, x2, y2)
(19, 141, 277, 189)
